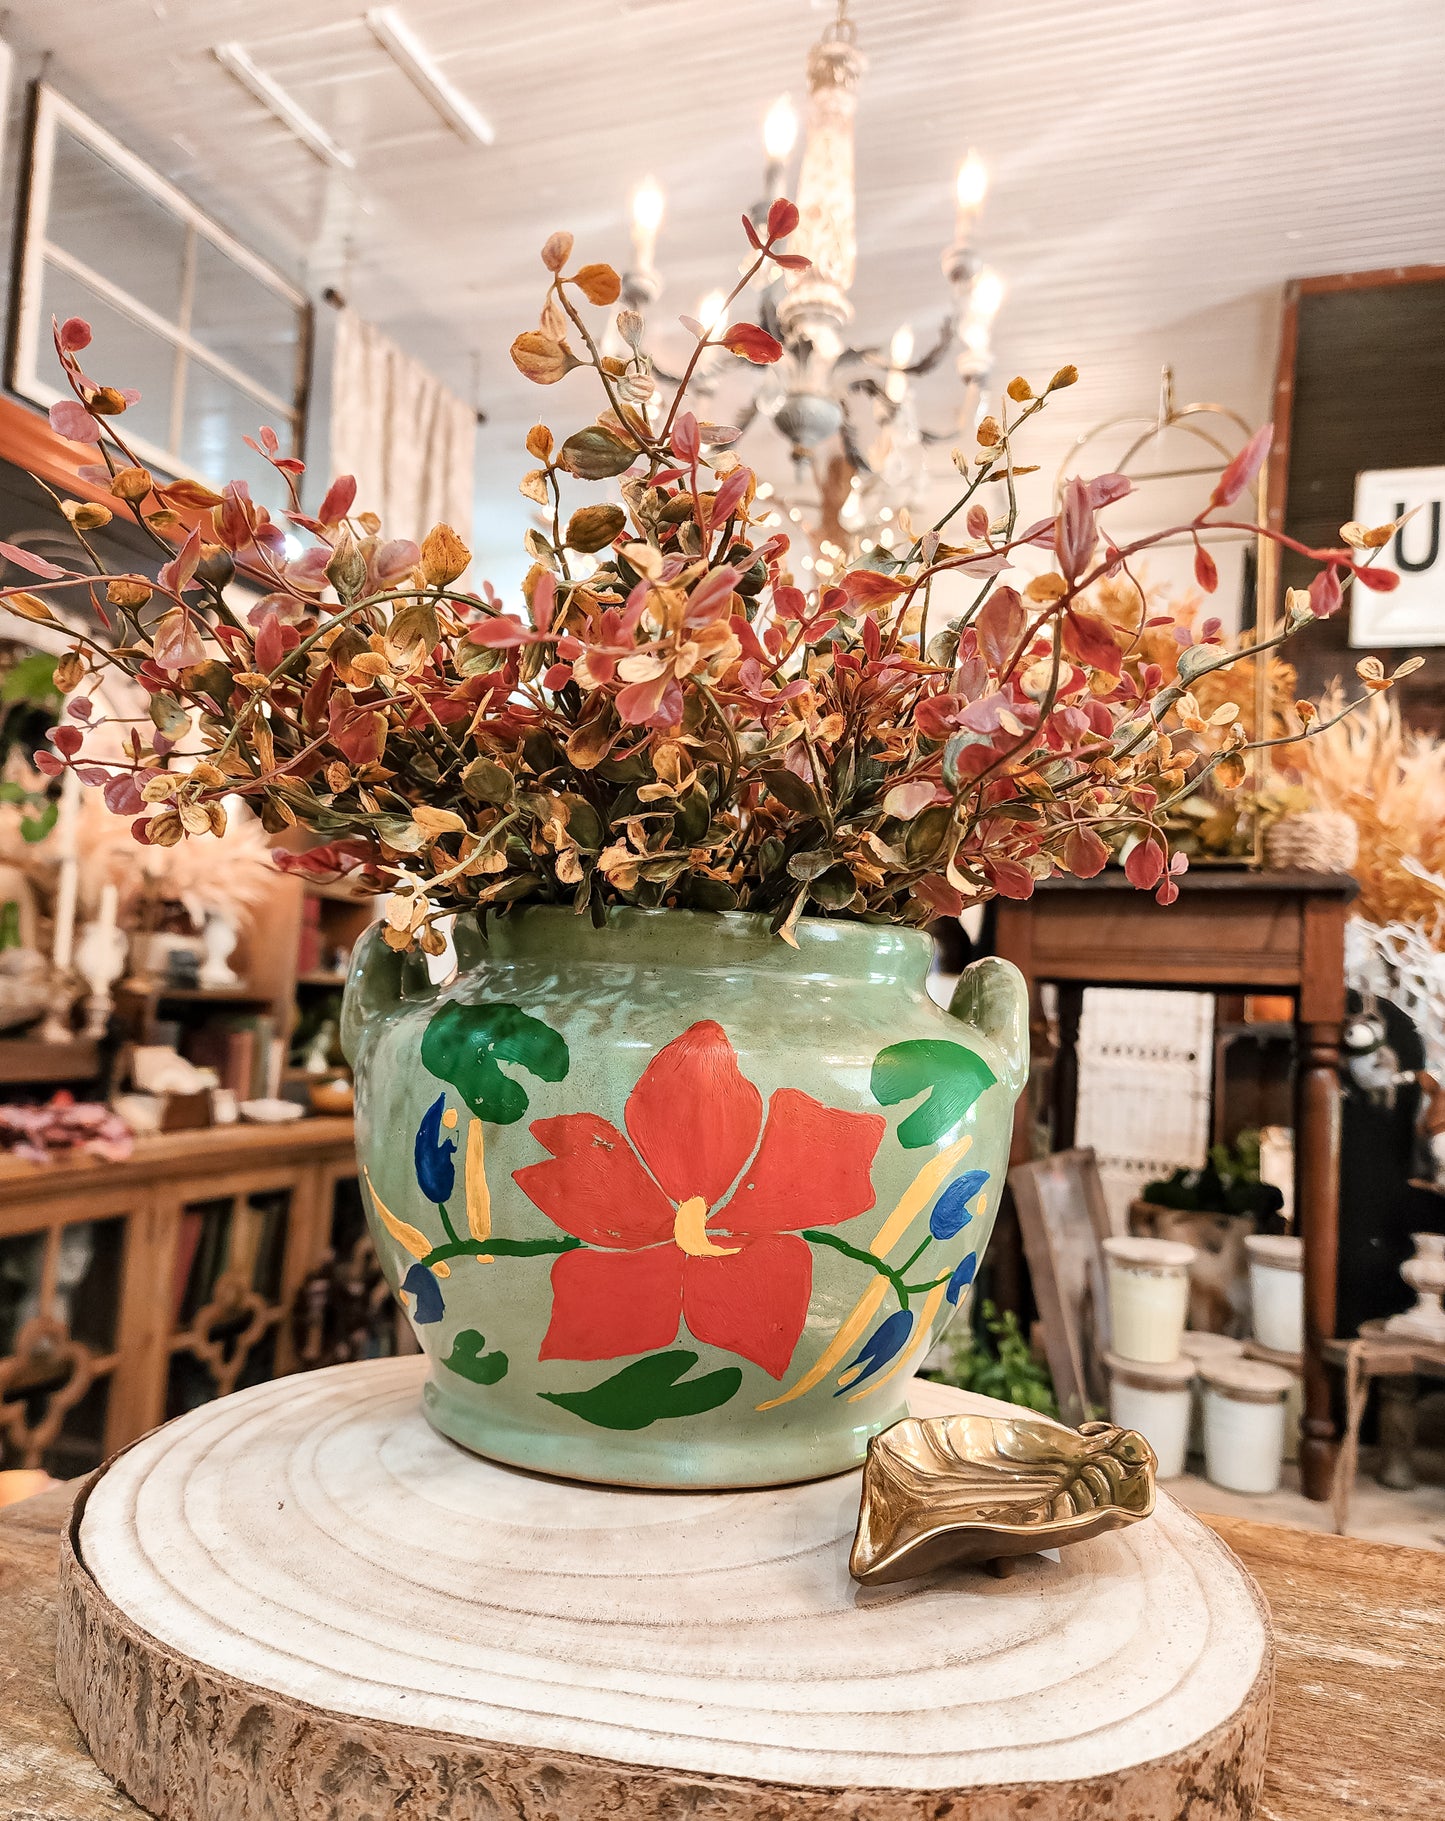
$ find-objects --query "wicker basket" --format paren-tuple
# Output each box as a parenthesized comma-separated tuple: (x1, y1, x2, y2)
(1264, 809, 1359, 874)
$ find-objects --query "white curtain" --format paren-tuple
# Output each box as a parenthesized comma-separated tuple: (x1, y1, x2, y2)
(328, 308, 476, 547)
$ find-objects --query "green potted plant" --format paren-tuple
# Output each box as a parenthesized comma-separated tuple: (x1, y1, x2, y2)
(1133, 1132, 1286, 1334)
(11, 202, 1414, 1485)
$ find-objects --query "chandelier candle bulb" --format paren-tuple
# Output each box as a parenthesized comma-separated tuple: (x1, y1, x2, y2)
(954, 149, 989, 245)
(630, 178, 664, 276)
(763, 94, 798, 197)
(1104, 1236, 1197, 1363)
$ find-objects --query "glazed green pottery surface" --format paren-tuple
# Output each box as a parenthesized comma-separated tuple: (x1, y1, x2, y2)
(341, 907, 1028, 1488)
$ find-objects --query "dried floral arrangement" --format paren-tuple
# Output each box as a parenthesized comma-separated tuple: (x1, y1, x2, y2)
(1287, 686, 1445, 934)
(2, 200, 1422, 952)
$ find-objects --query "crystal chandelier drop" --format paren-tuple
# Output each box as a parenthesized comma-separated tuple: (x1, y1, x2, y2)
(619, 0, 1004, 578)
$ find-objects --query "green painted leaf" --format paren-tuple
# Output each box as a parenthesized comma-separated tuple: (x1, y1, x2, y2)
(871, 1038, 997, 1148)
(421, 1000, 569, 1124)
(443, 1330, 509, 1385)
(539, 1350, 742, 1430)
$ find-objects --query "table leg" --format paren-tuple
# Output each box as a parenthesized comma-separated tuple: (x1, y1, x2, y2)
(1332, 1340, 1367, 1536)
(1051, 982, 1084, 1151)
(1298, 1018, 1343, 1501)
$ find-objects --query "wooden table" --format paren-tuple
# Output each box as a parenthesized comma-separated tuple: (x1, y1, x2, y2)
(1324, 1320, 1445, 1534)
(994, 870, 1356, 1500)
(3, 1483, 1441, 1821)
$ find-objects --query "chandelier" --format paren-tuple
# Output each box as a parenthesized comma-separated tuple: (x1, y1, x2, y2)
(618, 0, 1005, 580)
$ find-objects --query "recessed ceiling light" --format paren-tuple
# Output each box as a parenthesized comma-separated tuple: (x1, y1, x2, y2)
(214, 42, 356, 170)
(366, 8, 495, 149)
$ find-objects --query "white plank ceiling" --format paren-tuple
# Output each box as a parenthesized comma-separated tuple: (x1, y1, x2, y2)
(3, 0, 1444, 590)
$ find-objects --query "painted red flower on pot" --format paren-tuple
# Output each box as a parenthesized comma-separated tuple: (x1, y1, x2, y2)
(514, 1020, 885, 1377)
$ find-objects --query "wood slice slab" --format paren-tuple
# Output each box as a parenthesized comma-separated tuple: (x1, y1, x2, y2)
(57, 1358, 1273, 1821)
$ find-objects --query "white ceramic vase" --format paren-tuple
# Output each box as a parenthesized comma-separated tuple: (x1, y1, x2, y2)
(1385, 1233, 1445, 1342)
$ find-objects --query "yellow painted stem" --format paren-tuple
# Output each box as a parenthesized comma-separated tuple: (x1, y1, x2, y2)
(867, 1135, 972, 1259)
(465, 1117, 492, 1242)
(363, 1167, 432, 1261)
(756, 1276, 890, 1410)
(755, 1137, 975, 1412)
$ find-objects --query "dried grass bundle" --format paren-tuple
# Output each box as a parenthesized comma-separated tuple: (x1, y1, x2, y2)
(1299, 686, 1445, 936)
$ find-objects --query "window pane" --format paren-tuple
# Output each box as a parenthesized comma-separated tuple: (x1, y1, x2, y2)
(38, 259, 175, 456)
(191, 239, 302, 402)
(47, 123, 187, 321)
(179, 361, 291, 507)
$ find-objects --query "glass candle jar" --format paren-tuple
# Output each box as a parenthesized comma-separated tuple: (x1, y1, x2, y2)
(1103, 1236, 1196, 1363)
(1245, 1234, 1304, 1356)
(1201, 1356, 1293, 1494)
(1105, 1350, 1195, 1479)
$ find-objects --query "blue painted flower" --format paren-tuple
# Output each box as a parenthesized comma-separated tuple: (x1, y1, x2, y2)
(945, 1251, 978, 1306)
(836, 1308, 914, 1394)
(402, 1260, 446, 1324)
(929, 1169, 989, 1241)
(414, 1093, 456, 1203)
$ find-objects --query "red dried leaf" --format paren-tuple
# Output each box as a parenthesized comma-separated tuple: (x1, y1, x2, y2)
(1209, 423, 1272, 510)
(1308, 566, 1343, 617)
(318, 474, 357, 526)
(157, 527, 202, 596)
(1063, 826, 1109, 878)
(0, 542, 69, 579)
(1352, 562, 1399, 593)
(1124, 836, 1165, 890)
(842, 569, 906, 608)
(984, 857, 1035, 900)
(1054, 476, 1097, 583)
(766, 197, 800, 242)
(977, 586, 1025, 670)
(49, 400, 102, 443)
(720, 322, 783, 365)
(1062, 607, 1121, 676)
(1086, 473, 1133, 509)
(1193, 543, 1219, 593)
(673, 413, 701, 464)
(57, 317, 92, 352)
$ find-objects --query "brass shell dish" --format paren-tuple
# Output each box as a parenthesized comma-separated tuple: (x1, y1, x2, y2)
(850, 1414, 1156, 1585)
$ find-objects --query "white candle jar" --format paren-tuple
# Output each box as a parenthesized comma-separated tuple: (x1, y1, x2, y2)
(1103, 1236, 1196, 1363)
(1105, 1351, 1195, 1479)
(1180, 1331, 1245, 1457)
(1200, 1357, 1293, 1494)
(1246, 1234, 1304, 1355)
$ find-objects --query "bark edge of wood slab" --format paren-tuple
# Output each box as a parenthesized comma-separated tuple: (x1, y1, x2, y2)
(54, 1359, 1276, 1821)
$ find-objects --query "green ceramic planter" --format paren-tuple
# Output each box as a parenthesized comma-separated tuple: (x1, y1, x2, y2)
(340, 907, 1028, 1488)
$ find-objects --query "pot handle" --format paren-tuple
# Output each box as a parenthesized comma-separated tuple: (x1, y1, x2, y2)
(946, 955, 1030, 1097)
(339, 921, 442, 1068)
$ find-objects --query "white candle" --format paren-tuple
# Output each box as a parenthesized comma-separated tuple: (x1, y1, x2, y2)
(631, 179, 664, 275)
(96, 880, 119, 935)
(50, 767, 81, 974)
(954, 149, 988, 248)
(763, 95, 797, 198)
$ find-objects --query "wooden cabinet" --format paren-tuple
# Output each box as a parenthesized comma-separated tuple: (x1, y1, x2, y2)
(0, 1120, 357, 1476)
